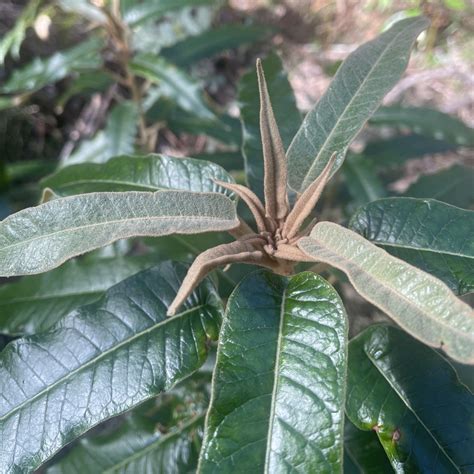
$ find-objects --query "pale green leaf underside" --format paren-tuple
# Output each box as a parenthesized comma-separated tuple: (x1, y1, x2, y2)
(42, 153, 235, 198)
(199, 270, 347, 473)
(0, 262, 221, 472)
(287, 16, 429, 192)
(0, 190, 238, 277)
(0, 255, 161, 335)
(298, 222, 474, 363)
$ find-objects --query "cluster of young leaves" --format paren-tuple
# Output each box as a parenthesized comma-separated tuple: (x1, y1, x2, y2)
(0, 12, 473, 474)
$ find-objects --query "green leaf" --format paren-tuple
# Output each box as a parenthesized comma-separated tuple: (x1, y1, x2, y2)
(0, 255, 162, 335)
(1, 37, 102, 94)
(342, 154, 386, 207)
(46, 371, 211, 473)
(0, 0, 41, 64)
(370, 106, 474, 147)
(131, 54, 215, 120)
(63, 102, 138, 166)
(161, 25, 271, 67)
(363, 134, 455, 166)
(344, 419, 393, 474)
(199, 270, 348, 473)
(298, 221, 474, 363)
(48, 414, 205, 473)
(42, 154, 235, 197)
(287, 16, 429, 192)
(349, 197, 474, 295)
(0, 261, 221, 472)
(346, 324, 474, 472)
(238, 53, 300, 200)
(403, 165, 474, 209)
(0, 190, 238, 277)
(122, 0, 214, 27)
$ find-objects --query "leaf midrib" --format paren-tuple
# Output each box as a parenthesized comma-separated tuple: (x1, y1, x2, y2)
(298, 21, 418, 190)
(263, 284, 288, 473)
(0, 304, 206, 422)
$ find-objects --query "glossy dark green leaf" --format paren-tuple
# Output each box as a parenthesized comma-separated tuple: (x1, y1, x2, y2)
(364, 134, 455, 166)
(46, 372, 211, 473)
(42, 154, 235, 198)
(0, 191, 238, 277)
(370, 106, 474, 147)
(161, 25, 271, 67)
(63, 102, 138, 166)
(199, 270, 348, 473)
(299, 222, 474, 364)
(403, 165, 474, 209)
(346, 324, 474, 472)
(287, 17, 429, 192)
(0, 255, 163, 335)
(349, 197, 474, 294)
(342, 154, 386, 207)
(239, 53, 300, 200)
(344, 419, 393, 474)
(1, 37, 102, 94)
(122, 0, 214, 27)
(131, 54, 215, 120)
(0, 261, 222, 472)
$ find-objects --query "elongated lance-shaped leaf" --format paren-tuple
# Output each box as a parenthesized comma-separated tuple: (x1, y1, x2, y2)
(298, 222, 474, 363)
(287, 16, 429, 192)
(198, 270, 348, 473)
(0, 255, 162, 336)
(131, 54, 215, 120)
(161, 25, 272, 67)
(48, 414, 205, 474)
(0, 262, 222, 472)
(349, 198, 474, 295)
(214, 179, 268, 232)
(1, 37, 102, 94)
(239, 53, 300, 201)
(46, 373, 211, 473)
(0, 190, 238, 277)
(257, 59, 290, 222)
(370, 105, 474, 147)
(43, 154, 236, 198)
(346, 324, 474, 472)
(167, 237, 272, 316)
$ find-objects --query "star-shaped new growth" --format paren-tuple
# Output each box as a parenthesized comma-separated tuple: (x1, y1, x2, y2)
(167, 59, 336, 316)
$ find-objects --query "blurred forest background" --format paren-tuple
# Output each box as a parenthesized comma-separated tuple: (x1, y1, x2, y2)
(1, 0, 472, 179)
